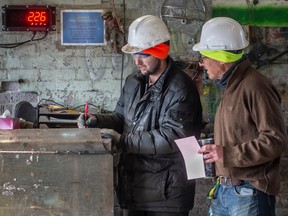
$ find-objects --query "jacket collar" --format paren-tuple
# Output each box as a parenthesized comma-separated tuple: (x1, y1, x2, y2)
(145, 57, 173, 100)
(216, 55, 247, 93)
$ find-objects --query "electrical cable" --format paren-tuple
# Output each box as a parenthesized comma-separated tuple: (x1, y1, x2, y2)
(112, 0, 126, 91)
(37, 99, 65, 107)
(202, 68, 215, 137)
(37, 98, 109, 114)
(121, 0, 126, 90)
(0, 31, 48, 48)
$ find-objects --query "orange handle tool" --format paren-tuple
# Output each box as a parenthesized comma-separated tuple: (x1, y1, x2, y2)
(84, 101, 89, 128)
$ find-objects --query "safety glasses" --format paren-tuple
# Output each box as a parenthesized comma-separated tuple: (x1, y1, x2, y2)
(132, 52, 151, 59)
(198, 55, 208, 64)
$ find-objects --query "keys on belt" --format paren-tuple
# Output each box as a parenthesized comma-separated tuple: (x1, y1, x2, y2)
(219, 176, 242, 186)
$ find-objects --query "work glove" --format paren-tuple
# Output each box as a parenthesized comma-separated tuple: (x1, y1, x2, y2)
(100, 129, 122, 154)
(77, 113, 97, 128)
(19, 118, 35, 128)
(118, 132, 128, 152)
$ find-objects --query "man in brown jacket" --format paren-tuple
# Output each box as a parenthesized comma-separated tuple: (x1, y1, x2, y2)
(194, 17, 287, 216)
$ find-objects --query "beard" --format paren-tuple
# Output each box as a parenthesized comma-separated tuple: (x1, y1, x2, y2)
(141, 58, 161, 76)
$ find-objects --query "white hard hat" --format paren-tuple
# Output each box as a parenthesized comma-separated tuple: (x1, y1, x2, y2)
(193, 17, 249, 51)
(122, 15, 171, 53)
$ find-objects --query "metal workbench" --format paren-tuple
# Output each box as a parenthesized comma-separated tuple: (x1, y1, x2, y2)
(0, 128, 114, 216)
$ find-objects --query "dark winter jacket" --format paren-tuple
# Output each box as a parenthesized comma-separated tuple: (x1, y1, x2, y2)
(95, 57, 202, 212)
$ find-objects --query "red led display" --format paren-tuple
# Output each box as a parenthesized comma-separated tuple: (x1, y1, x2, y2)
(2, 5, 56, 31)
(27, 11, 48, 26)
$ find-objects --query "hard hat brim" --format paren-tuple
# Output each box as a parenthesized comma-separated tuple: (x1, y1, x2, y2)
(192, 43, 200, 51)
(121, 43, 143, 54)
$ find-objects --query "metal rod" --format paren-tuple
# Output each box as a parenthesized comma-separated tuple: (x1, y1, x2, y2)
(0, 150, 58, 154)
(0, 150, 111, 155)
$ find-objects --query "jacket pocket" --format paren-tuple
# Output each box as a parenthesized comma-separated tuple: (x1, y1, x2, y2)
(134, 156, 172, 172)
(169, 110, 192, 121)
(116, 161, 132, 208)
(133, 169, 168, 202)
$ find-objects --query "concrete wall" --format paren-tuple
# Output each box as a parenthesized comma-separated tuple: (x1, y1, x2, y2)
(0, 0, 287, 215)
(0, 0, 212, 112)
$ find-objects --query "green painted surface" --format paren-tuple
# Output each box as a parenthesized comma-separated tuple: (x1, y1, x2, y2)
(212, 6, 288, 26)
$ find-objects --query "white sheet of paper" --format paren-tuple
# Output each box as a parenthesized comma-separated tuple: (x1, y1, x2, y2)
(175, 136, 206, 180)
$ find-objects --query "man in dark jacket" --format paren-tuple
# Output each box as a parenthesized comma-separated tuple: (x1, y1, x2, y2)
(78, 15, 202, 216)
(194, 17, 287, 216)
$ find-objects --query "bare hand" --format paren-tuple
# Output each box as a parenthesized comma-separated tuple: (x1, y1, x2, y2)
(198, 144, 223, 163)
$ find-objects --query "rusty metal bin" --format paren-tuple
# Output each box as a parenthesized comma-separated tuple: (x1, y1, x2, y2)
(0, 128, 114, 216)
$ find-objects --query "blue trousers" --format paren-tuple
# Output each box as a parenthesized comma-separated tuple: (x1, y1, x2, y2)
(123, 210, 189, 216)
(210, 182, 275, 216)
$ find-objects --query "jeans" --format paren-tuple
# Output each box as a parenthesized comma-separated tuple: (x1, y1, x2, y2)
(122, 209, 189, 216)
(210, 181, 275, 216)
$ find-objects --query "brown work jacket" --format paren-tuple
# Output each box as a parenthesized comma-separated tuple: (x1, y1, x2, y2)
(215, 58, 287, 195)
